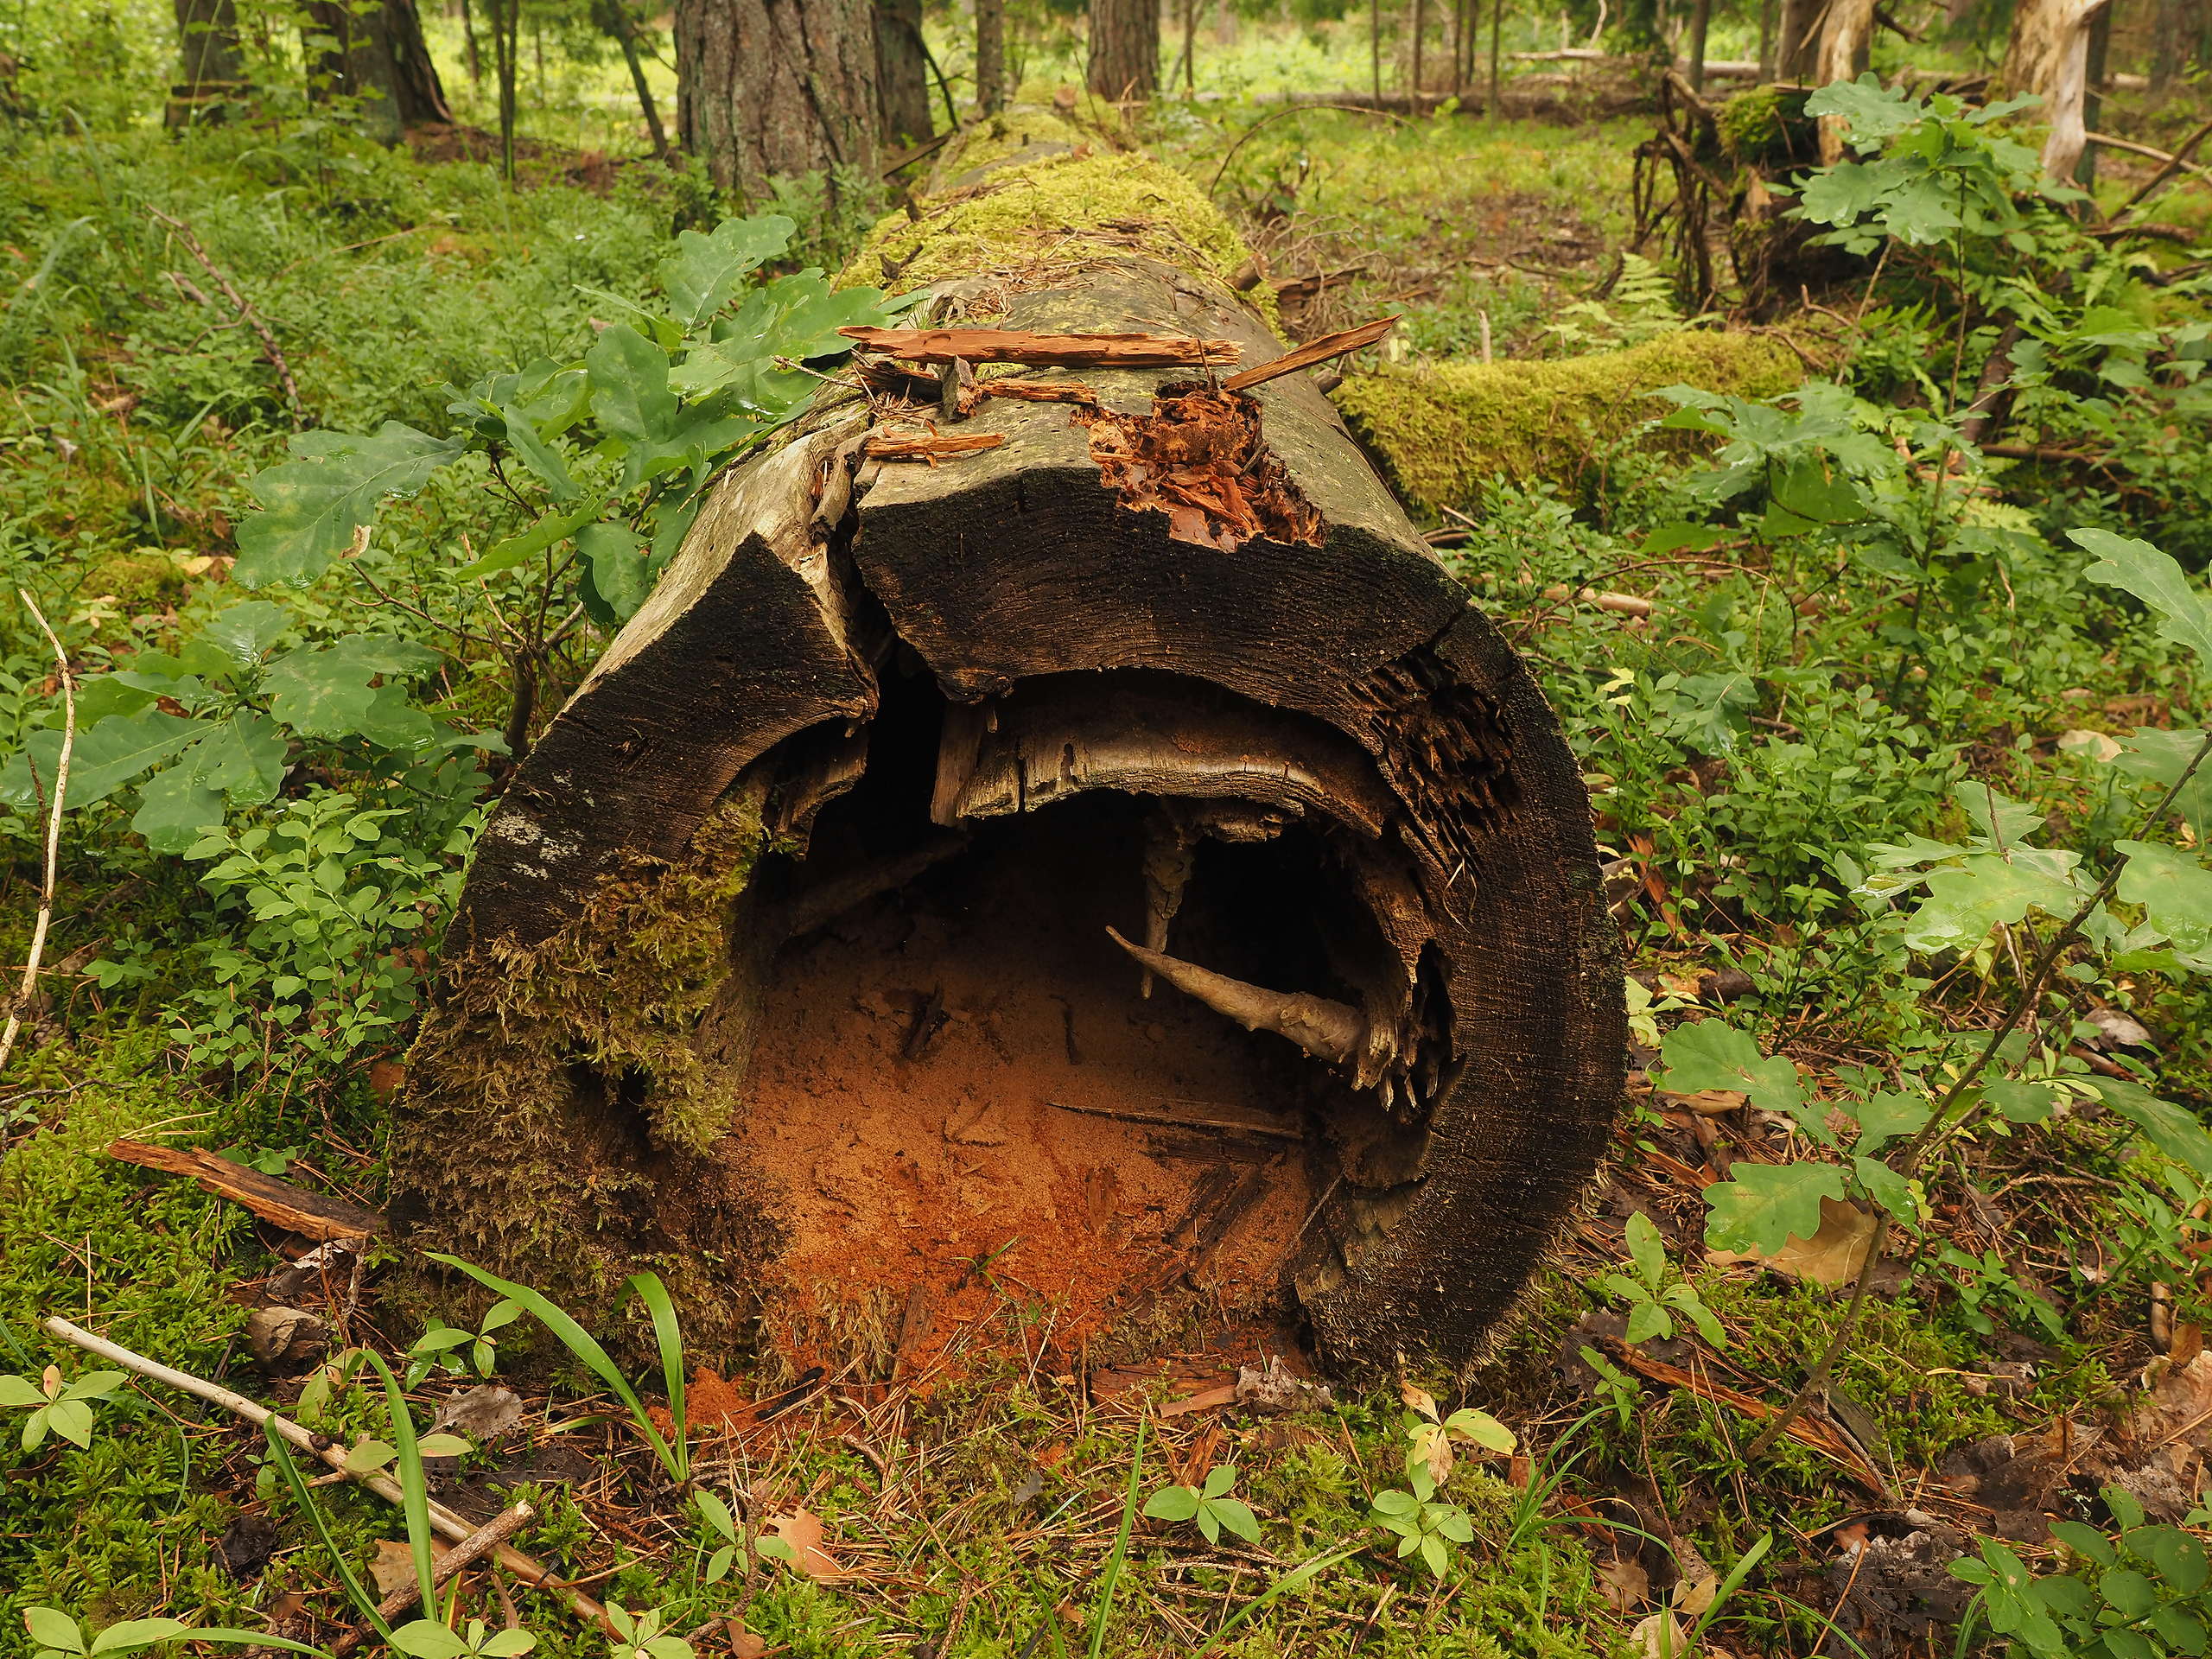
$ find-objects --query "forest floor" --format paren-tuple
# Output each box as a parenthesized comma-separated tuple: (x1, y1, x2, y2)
(6, 46, 2212, 1659)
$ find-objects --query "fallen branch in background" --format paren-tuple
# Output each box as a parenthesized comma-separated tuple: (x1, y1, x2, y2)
(145, 206, 302, 420)
(106, 1138, 389, 1243)
(42, 1317, 616, 1635)
(0, 591, 73, 1079)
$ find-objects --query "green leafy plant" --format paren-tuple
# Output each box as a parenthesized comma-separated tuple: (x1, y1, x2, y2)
(231, 214, 900, 632)
(1369, 1485, 1475, 1579)
(693, 1486, 796, 1583)
(1600, 1211, 1726, 1346)
(388, 1621, 535, 1659)
(604, 1605, 692, 1659)
(1142, 1463, 1261, 1544)
(22, 1609, 325, 1659)
(1953, 1486, 2212, 1659)
(1397, 1382, 1514, 1492)
(406, 1297, 523, 1386)
(0, 1364, 126, 1451)
(429, 1255, 691, 1484)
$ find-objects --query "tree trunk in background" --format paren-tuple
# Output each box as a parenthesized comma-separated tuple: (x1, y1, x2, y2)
(1814, 0, 1875, 159)
(2151, 0, 2183, 99)
(1684, 0, 1710, 87)
(1087, 0, 1159, 100)
(595, 0, 669, 156)
(174, 0, 245, 85)
(976, 0, 1006, 111)
(2076, 0, 2109, 187)
(677, 0, 879, 200)
(1774, 0, 1817, 77)
(874, 0, 935, 146)
(2002, 0, 2111, 181)
(382, 0, 454, 124)
(303, 0, 450, 137)
(460, 0, 482, 80)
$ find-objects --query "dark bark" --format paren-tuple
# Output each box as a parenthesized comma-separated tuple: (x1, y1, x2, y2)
(594, 0, 669, 156)
(976, 0, 1006, 111)
(874, 0, 934, 146)
(1087, 0, 1160, 100)
(1774, 0, 1817, 77)
(302, 0, 450, 136)
(460, 0, 481, 80)
(398, 120, 1621, 1381)
(174, 0, 245, 85)
(2152, 0, 2184, 99)
(675, 0, 878, 200)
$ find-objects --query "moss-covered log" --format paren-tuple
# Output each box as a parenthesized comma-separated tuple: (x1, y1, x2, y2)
(392, 110, 1624, 1382)
(1333, 330, 1804, 518)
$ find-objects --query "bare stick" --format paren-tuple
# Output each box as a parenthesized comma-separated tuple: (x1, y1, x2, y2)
(0, 593, 73, 1077)
(42, 1317, 613, 1635)
(328, 1502, 537, 1658)
(144, 206, 302, 418)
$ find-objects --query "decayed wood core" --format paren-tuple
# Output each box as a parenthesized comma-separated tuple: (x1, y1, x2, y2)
(718, 654, 1443, 1376)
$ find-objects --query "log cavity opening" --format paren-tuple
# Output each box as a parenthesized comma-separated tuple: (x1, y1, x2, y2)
(725, 658, 1447, 1371)
(1075, 385, 1325, 553)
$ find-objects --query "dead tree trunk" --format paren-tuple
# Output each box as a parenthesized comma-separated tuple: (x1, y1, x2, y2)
(676, 0, 878, 200)
(1088, 0, 1160, 99)
(392, 113, 1624, 1382)
(2003, 0, 2111, 180)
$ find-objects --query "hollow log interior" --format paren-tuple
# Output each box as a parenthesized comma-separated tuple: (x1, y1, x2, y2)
(725, 657, 1444, 1371)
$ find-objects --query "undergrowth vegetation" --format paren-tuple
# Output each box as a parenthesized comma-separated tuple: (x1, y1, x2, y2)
(10, 25, 2212, 1659)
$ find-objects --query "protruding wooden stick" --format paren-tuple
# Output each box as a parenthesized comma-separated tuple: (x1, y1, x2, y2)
(42, 1318, 612, 1635)
(329, 1502, 536, 1657)
(1, 591, 73, 1079)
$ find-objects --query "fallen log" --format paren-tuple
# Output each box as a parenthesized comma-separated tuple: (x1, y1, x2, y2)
(392, 107, 1623, 1381)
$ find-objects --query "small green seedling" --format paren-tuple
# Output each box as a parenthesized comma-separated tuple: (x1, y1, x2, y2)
(1370, 1487, 1476, 1578)
(605, 1605, 693, 1659)
(1400, 1382, 1514, 1494)
(1601, 1212, 1727, 1348)
(1143, 1464, 1261, 1544)
(0, 1365, 126, 1451)
(388, 1620, 535, 1659)
(694, 1487, 796, 1583)
(1579, 1344, 1644, 1430)
(405, 1299, 523, 1386)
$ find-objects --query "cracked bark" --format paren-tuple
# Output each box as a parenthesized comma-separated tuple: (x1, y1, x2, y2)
(675, 0, 877, 199)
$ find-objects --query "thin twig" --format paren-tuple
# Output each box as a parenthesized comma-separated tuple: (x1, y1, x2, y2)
(0, 593, 73, 1078)
(144, 207, 302, 419)
(2108, 112, 2212, 223)
(328, 1503, 537, 1658)
(41, 1317, 613, 1635)
(1744, 726, 2212, 1459)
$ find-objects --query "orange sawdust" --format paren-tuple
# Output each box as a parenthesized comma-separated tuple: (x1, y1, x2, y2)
(1075, 385, 1325, 553)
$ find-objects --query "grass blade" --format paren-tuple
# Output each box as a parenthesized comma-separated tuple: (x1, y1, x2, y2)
(629, 1272, 689, 1483)
(1089, 1415, 1146, 1659)
(1197, 1542, 1363, 1655)
(358, 1349, 437, 1614)
(429, 1252, 680, 1481)
(263, 1424, 392, 1639)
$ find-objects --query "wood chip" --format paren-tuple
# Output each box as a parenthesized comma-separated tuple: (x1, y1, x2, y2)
(1219, 315, 1398, 392)
(861, 430, 1007, 462)
(841, 326, 1240, 368)
(107, 1138, 388, 1241)
(1160, 1382, 1240, 1416)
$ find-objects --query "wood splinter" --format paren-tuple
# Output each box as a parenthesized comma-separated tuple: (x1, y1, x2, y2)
(841, 325, 1241, 369)
(328, 1502, 537, 1658)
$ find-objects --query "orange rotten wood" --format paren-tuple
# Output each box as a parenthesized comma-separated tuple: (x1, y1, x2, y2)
(391, 111, 1623, 1385)
(838, 325, 1241, 368)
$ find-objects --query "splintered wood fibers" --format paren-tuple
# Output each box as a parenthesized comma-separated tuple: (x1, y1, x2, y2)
(735, 797, 1328, 1379)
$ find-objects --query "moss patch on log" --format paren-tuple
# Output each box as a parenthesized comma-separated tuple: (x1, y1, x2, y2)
(842, 117, 1256, 308)
(391, 793, 778, 1355)
(1332, 330, 1805, 516)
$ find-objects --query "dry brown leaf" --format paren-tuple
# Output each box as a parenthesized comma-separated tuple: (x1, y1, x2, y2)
(1599, 1555, 1650, 1611)
(1400, 1380, 1439, 1420)
(1674, 1570, 1720, 1616)
(1710, 1197, 1874, 1286)
(1666, 1088, 1747, 1116)
(770, 1508, 845, 1583)
(369, 1539, 414, 1597)
(1631, 1611, 1688, 1659)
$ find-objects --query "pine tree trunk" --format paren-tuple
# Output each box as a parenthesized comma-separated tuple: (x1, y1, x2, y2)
(302, 0, 450, 135)
(874, 0, 935, 146)
(595, 0, 669, 156)
(676, 0, 879, 200)
(1774, 0, 1817, 78)
(976, 0, 1006, 111)
(392, 112, 1623, 1384)
(2002, 0, 2110, 181)
(1086, 0, 1159, 100)
(174, 0, 245, 85)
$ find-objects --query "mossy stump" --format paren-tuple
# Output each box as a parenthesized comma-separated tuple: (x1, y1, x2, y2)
(392, 111, 1624, 1382)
